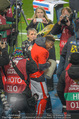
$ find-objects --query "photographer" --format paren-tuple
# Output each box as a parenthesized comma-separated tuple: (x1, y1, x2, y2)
(51, 6, 74, 55)
(57, 53, 79, 119)
(3, 47, 36, 118)
(5, 6, 17, 55)
(0, 34, 9, 118)
(51, 7, 74, 80)
(0, 0, 16, 52)
(0, 34, 9, 89)
(22, 28, 37, 58)
(61, 19, 79, 69)
(26, 6, 53, 32)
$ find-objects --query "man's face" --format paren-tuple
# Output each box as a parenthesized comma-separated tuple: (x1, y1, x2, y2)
(27, 30, 37, 41)
(45, 41, 54, 51)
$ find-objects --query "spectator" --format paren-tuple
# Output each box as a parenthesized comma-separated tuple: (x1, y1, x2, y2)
(22, 28, 37, 57)
(51, 7, 74, 79)
(26, 6, 53, 32)
(57, 52, 79, 119)
(29, 35, 55, 118)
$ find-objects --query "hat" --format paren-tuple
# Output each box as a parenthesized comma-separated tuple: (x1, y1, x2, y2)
(69, 52, 79, 65)
(0, 0, 10, 12)
(12, 47, 24, 58)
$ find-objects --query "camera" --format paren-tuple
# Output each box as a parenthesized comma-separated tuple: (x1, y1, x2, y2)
(61, 14, 74, 25)
(61, 15, 68, 25)
(36, 18, 43, 22)
(22, 41, 29, 57)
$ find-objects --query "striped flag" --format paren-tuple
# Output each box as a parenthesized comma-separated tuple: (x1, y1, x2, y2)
(33, 1, 50, 15)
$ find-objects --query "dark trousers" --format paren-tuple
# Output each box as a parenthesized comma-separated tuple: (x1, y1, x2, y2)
(46, 75, 54, 92)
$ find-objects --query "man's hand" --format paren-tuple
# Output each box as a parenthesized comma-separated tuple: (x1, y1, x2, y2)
(47, 60, 51, 66)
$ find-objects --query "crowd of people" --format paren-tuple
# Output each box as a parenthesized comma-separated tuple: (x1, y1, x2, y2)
(0, 0, 79, 119)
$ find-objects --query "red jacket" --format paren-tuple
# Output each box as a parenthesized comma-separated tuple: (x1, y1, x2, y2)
(64, 71, 79, 111)
(30, 43, 49, 79)
(60, 26, 72, 54)
(2, 58, 28, 94)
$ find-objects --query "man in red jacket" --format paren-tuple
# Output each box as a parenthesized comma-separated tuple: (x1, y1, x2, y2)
(30, 35, 55, 118)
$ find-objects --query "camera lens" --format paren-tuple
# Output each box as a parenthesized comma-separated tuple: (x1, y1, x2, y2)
(61, 16, 68, 25)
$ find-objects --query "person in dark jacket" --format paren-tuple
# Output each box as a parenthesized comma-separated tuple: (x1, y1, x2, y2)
(51, 6, 74, 55)
(0, 34, 9, 118)
(57, 52, 79, 119)
(22, 28, 37, 57)
(2, 47, 36, 118)
(6, 6, 17, 54)
(51, 6, 74, 80)
(0, 34, 9, 90)
(60, 19, 79, 71)
(0, 0, 16, 50)
(0, 0, 15, 31)
(26, 6, 53, 32)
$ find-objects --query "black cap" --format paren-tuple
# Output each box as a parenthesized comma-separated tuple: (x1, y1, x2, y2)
(69, 52, 79, 65)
